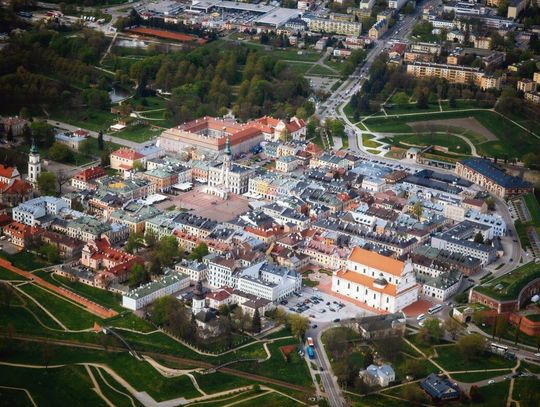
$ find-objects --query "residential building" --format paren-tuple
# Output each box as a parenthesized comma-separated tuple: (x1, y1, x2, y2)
(55, 129, 89, 150)
(13, 196, 69, 226)
(253, 116, 306, 141)
(276, 156, 300, 173)
(388, 0, 407, 9)
(418, 269, 462, 301)
(420, 373, 460, 401)
(359, 364, 395, 387)
(1, 116, 28, 137)
(110, 201, 162, 234)
(310, 152, 348, 171)
(122, 271, 190, 310)
(455, 158, 532, 199)
(206, 255, 241, 289)
(4, 221, 43, 248)
(307, 17, 362, 36)
(534, 72, 540, 85)
(368, 18, 387, 40)
(71, 166, 107, 191)
(332, 247, 419, 313)
(355, 312, 407, 339)
(41, 230, 84, 259)
(406, 62, 483, 85)
(0, 164, 33, 207)
(479, 75, 501, 91)
(517, 78, 536, 93)
(237, 261, 301, 302)
(175, 259, 208, 282)
(110, 148, 144, 173)
(525, 91, 540, 104)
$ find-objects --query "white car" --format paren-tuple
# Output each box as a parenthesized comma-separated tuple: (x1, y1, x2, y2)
(417, 313, 426, 321)
(488, 380, 495, 384)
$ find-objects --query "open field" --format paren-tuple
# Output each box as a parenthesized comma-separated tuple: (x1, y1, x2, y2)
(434, 344, 517, 371)
(380, 133, 472, 155)
(0, 251, 51, 271)
(450, 370, 512, 383)
(363, 110, 539, 159)
(474, 261, 540, 301)
(407, 117, 496, 141)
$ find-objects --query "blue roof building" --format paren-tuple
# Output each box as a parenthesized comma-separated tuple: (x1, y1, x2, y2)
(420, 373, 460, 400)
(456, 158, 532, 199)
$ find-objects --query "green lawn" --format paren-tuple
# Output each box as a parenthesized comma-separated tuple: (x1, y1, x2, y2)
(469, 380, 510, 407)
(521, 361, 540, 374)
(306, 64, 339, 77)
(43, 272, 124, 312)
(18, 283, 102, 330)
(90, 366, 145, 407)
(112, 124, 161, 142)
(0, 266, 27, 280)
(233, 391, 300, 407)
(234, 338, 311, 388)
(271, 48, 321, 62)
(524, 193, 540, 226)
(362, 134, 382, 148)
(362, 110, 539, 160)
(384, 103, 441, 115)
(512, 376, 540, 402)
(0, 387, 35, 407)
(380, 132, 472, 155)
(450, 370, 512, 383)
(0, 251, 51, 271)
(193, 371, 253, 394)
(51, 108, 115, 133)
(0, 364, 107, 407)
(381, 382, 431, 404)
(525, 314, 540, 322)
(440, 99, 486, 111)
(474, 261, 540, 301)
(284, 61, 314, 75)
(434, 344, 516, 371)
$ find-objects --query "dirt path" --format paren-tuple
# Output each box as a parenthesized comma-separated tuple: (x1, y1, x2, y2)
(407, 117, 497, 141)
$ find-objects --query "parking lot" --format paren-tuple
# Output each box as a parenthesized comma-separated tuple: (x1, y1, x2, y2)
(279, 286, 374, 323)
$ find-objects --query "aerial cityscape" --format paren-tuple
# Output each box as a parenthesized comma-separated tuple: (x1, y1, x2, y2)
(1, 0, 540, 406)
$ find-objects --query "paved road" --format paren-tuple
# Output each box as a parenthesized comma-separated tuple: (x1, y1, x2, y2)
(307, 322, 345, 407)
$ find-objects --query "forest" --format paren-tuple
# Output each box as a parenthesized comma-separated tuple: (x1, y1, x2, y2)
(0, 21, 313, 124)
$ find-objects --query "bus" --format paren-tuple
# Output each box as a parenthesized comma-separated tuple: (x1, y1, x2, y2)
(307, 337, 314, 347)
(490, 343, 508, 355)
(428, 304, 443, 315)
(307, 346, 315, 359)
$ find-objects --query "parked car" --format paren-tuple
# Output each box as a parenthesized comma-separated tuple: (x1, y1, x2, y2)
(333, 318, 340, 323)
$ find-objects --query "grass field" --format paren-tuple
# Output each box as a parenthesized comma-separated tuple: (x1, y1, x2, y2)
(113, 124, 161, 142)
(362, 134, 382, 148)
(307, 64, 339, 77)
(380, 132, 472, 155)
(524, 193, 540, 225)
(475, 261, 540, 301)
(233, 391, 300, 407)
(0, 266, 28, 280)
(362, 110, 539, 159)
(51, 108, 115, 133)
(0, 364, 107, 407)
(0, 251, 51, 271)
(384, 103, 441, 115)
(434, 344, 516, 371)
(286, 62, 315, 75)
(18, 283, 102, 330)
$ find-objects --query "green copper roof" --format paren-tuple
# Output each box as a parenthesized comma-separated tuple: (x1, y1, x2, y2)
(30, 138, 39, 154)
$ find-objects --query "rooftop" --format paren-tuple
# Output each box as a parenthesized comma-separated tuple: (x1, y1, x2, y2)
(460, 158, 531, 189)
(474, 261, 540, 301)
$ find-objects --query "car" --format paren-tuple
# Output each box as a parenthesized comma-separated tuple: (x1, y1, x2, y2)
(280, 300, 288, 305)
(488, 379, 495, 384)
(321, 309, 326, 313)
(417, 314, 426, 321)
(312, 324, 318, 329)
(326, 302, 331, 306)
(333, 318, 341, 323)
(309, 314, 315, 318)
(535, 353, 540, 357)
(329, 308, 336, 312)
(510, 258, 513, 261)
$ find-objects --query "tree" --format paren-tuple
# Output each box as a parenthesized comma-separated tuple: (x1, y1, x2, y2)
(42, 339, 54, 370)
(100, 151, 110, 167)
(474, 232, 484, 244)
(37, 172, 56, 196)
(522, 152, 539, 169)
(0, 283, 15, 310)
(288, 313, 309, 339)
(444, 317, 463, 340)
(252, 308, 261, 334)
(457, 334, 486, 361)
(188, 243, 209, 261)
(151, 296, 175, 326)
(128, 263, 146, 288)
(393, 91, 409, 105)
(495, 317, 509, 340)
(416, 90, 429, 109)
(144, 229, 158, 248)
(125, 232, 143, 254)
(403, 358, 425, 379)
(449, 94, 457, 108)
(30, 121, 55, 148)
(411, 201, 423, 220)
(155, 235, 180, 267)
(48, 142, 73, 163)
(79, 138, 94, 157)
(469, 385, 483, 402)
(39, 244, 59, 263)
(485, 197, 495, 211)
(421, 317, 444, 344)
(97, 130, 104, 150)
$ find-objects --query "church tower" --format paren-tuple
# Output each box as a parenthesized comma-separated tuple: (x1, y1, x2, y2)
(192, 281, 206, 315)
(27, 138, 41, 186)
(221, 136, 232, 190)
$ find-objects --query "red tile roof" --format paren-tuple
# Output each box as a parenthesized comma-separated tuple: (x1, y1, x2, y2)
(112, 148, 144, 161)
(0, 164, 16, 179)
(74, 166, 107, 182)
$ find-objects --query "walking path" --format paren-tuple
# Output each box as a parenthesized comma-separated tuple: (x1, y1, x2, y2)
(0, 258, 117, 319)
(0, 385, 37, 407)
